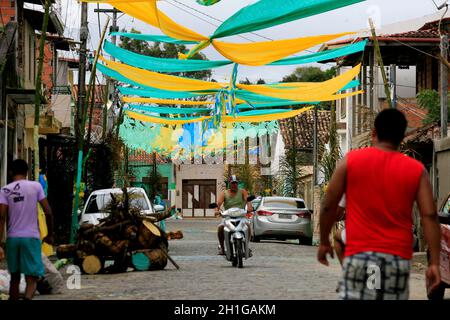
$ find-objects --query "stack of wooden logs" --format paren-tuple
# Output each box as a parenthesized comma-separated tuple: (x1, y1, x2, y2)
(166, 230, 183, 240)
(56, 189, 179, 274)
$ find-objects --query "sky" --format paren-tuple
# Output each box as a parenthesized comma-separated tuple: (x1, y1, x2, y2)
(54, 0, 442, 83)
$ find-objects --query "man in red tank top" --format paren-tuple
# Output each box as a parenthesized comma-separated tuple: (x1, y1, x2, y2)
(317, 109, 441, 300)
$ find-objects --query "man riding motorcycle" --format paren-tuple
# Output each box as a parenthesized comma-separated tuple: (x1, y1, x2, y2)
(215, 175, 253, 255)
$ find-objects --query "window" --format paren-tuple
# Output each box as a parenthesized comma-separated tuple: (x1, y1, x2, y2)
(263, 198, 306, 209)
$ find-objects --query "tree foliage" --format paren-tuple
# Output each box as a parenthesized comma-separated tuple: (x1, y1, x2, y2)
(417, 89, 450, 125)
(319, 103, 341, 183)
(282, 66, 336, 83)
(279, 119, 305, 197)
(282, 66, 336, 110)
(147, 159, 163, 202)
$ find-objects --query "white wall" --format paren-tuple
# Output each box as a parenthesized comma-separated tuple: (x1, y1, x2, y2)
(271, 132, 284, 176)
(51, 94, 72, 128)
(175, 164, 225, 217)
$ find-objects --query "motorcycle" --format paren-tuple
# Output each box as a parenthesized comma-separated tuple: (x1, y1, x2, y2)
(210, 196, 255, 268)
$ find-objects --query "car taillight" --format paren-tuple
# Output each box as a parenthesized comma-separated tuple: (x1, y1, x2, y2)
(296, 212, 311, 219)
(257, 210, 274, 216)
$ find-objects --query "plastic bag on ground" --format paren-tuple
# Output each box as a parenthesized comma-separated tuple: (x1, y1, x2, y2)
(0, 270, 26, 294)
(38, 254, 64, 295)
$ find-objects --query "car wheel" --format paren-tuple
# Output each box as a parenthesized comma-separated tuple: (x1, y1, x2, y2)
(298, 236, 313, 246)
(428, 282, 446, 300)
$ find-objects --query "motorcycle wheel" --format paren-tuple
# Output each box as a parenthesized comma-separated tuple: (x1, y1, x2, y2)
(236, 239, 244, 268)
(230, 243, 237, 267)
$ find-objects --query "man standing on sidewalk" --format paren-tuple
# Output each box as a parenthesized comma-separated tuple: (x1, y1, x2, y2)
(318, 109, 441, 300)
(0, 159, 53, 300)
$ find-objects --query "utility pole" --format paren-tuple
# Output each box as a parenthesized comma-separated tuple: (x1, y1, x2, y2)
(71, 17, 110, 244)
(369, 18, 392, 108)
(441, 34, 448, 138)
(312, 106, 318, 187)
(77, 2, 88, 144)
(94, 7, 120, 139)
(33, 0, 51, 181)
(390, 64, 397, 109)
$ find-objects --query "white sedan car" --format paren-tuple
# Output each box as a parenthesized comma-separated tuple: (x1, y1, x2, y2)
(251, 196, 313, 245)
(79, 187, 164, 226)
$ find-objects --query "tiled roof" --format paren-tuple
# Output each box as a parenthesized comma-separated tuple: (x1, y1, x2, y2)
(404, 123, 442, 144)
(380, 99, 428, 130)
(419, 17, 450, 31)
(385, 30, 440, 39)
(128, 150, 170, 164)
(279, 110, 331, 150)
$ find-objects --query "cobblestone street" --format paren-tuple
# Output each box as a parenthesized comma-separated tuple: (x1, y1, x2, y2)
(32, 218, 438, 300)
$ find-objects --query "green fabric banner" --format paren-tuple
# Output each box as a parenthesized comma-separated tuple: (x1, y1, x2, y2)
(271, 40, 367, 66)
(109, 32, 199, 45)
(127, 104, 211, 114)
(213, 0, 365, 39)
(104, 40, 232, 73)
(119, 86, 213, 99)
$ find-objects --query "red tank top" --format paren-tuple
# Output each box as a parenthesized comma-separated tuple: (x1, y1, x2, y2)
(345, 147, 424, 260)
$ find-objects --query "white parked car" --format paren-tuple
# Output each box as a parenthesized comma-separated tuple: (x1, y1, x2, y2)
(250, 196, 313, 245)
(79, 187, 164, 226)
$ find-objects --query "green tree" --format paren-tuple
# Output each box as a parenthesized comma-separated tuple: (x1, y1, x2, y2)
(282, 67, 336, 110)
(239, 78, 252, 85)
(147, 154, 163, 201)
(282, 66, 336, 83)
(279, 119, 305, 197)
(417, 89, 450, 125)
(319, 102, 342, 183)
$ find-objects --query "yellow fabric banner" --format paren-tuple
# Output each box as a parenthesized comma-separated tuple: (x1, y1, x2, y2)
(224, 107, 314, 123)
(212, 32, 354, 66)
(126, 110, 212, 124)
(82, 0, 208, 42)
(237, 64, 362, 101)
(123, 97, 214, 105)
(126, 106, 315, 125)
(102, 56, 361, 102)
(100, 57, 225, 91)
(82, 1, 356, 65)
(38, 204, 53, 256)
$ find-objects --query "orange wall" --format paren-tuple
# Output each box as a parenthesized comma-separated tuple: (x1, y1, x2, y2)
(0, 0, 16, 25)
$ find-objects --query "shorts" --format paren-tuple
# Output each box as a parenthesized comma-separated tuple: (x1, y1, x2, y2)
(6, 237, 44, 277)
(338, 251, 411, 300)
(218, 218, 225, 227)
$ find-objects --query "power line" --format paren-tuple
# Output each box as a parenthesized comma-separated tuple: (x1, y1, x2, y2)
(163, 0, 323, 56)
(163, 0, 255, 43)
(168, 0, 273, 42)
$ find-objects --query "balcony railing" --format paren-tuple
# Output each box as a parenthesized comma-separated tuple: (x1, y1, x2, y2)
(52, 85, 71, 95)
